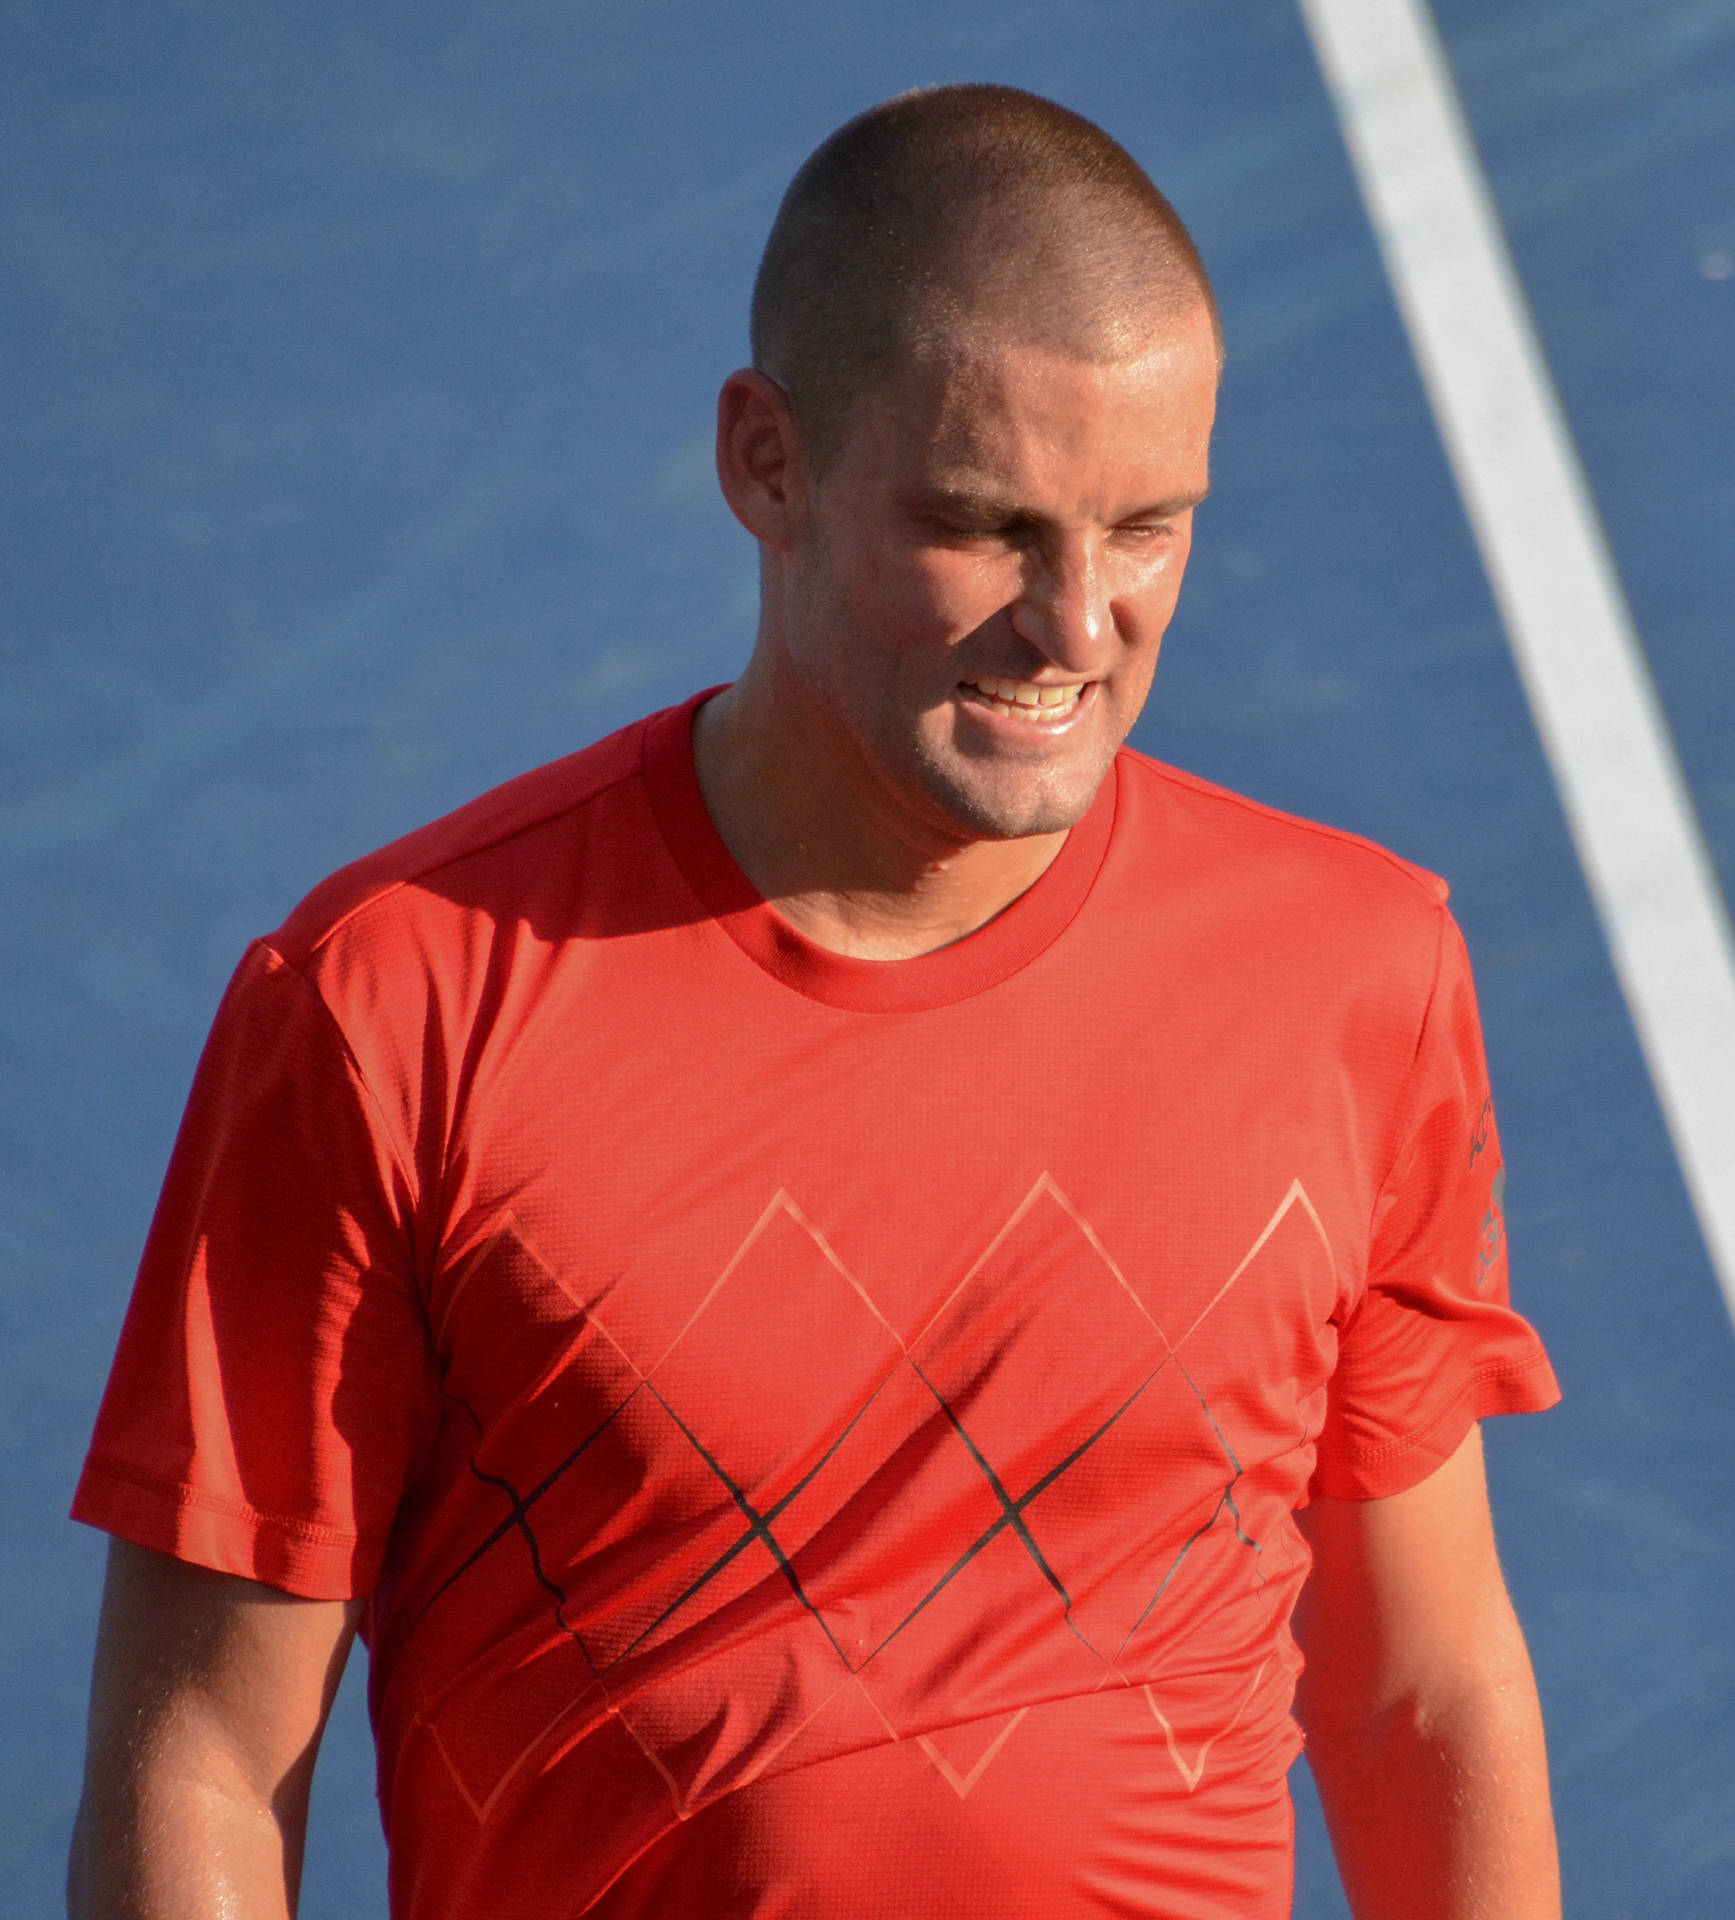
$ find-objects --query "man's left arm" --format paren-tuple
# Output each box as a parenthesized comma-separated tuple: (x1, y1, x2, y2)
(1292, 1422, 1560, 1920)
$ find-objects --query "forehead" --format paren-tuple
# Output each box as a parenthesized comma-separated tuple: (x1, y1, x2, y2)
(847, 310, 1219, 507)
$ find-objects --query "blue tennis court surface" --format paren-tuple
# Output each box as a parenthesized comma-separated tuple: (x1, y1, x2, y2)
(4, 2, 1731, 1912)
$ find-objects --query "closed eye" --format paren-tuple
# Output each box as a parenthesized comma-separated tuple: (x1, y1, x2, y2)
(920, 513, 1040, 549)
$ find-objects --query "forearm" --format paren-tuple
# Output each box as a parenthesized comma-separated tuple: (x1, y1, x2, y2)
(1301, 1653, 1559, 1920)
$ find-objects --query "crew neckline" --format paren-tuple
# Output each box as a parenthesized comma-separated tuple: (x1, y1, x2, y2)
(640, 689, 1118, 1013)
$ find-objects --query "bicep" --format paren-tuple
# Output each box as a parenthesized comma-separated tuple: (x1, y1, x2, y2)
(86, 1537, 361, 1789)
(1293, 1423, 1530, 1723)
(75, 1540, 362, 1915)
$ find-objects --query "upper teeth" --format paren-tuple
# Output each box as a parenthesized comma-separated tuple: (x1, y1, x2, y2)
(969, 677, 1081, 710)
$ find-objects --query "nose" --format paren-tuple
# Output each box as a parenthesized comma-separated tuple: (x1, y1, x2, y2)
(1007, 534, 1115, 671)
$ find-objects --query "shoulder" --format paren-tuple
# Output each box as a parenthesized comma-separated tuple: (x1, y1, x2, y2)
(1115, 746, 1448, 908)
(241, 705, 693, 1145)
(1108, 745, 1454, 991)
(267, 710, 656, 970)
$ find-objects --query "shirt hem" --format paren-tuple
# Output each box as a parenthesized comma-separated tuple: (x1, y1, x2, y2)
(71, 1456, 374, 1600)
(1310, 1351, 1561, 1502)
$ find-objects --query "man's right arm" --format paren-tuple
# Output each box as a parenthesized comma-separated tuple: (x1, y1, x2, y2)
(69, 1539, 362, 1920)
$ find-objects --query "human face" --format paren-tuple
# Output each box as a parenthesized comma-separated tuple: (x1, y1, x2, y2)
(775, 309, 1218, 844)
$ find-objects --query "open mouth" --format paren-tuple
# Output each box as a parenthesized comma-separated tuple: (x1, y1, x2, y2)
(959, 675, 1086, 724)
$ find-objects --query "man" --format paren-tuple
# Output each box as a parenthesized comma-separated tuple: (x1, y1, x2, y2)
(70, 85, 1561, 1919)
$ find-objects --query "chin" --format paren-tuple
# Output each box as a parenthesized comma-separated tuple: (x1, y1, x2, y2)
(916, 754, 1111, 843)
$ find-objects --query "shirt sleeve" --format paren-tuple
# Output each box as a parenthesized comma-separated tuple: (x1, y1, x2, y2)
(1311, 909, 1560, 1501)
(72, 940, 441, 1598)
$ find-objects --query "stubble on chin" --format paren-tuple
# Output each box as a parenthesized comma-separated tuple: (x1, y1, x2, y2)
(901, 727, 1119, 844)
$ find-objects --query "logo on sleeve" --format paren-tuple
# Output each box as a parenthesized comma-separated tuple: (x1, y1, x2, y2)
(1474, 1164, 1507, 1289)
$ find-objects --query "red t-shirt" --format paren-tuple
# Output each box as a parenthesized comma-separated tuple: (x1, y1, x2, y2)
(76, 692, 1558, 1918)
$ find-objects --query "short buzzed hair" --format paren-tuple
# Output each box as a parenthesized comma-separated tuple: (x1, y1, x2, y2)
(751, 84, 1220, 471)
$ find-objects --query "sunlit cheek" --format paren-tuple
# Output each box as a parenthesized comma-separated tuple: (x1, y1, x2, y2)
(1144, 532, 1195, 612)
(1111, 546, 1188, 642)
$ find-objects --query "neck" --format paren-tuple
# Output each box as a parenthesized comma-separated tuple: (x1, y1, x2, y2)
(691, 667, 1071, 961)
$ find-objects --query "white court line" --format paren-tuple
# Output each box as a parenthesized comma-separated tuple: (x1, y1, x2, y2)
(1298, 0, 1735, 1330)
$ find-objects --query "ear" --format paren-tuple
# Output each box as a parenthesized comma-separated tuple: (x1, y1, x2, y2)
(715, 368, 808, 548)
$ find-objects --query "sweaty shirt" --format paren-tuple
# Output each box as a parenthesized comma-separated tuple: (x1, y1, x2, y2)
(76, 691, 1558, 1918)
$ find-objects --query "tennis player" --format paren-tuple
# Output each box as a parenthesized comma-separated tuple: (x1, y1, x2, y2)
(70, 85, 1560, 1919)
